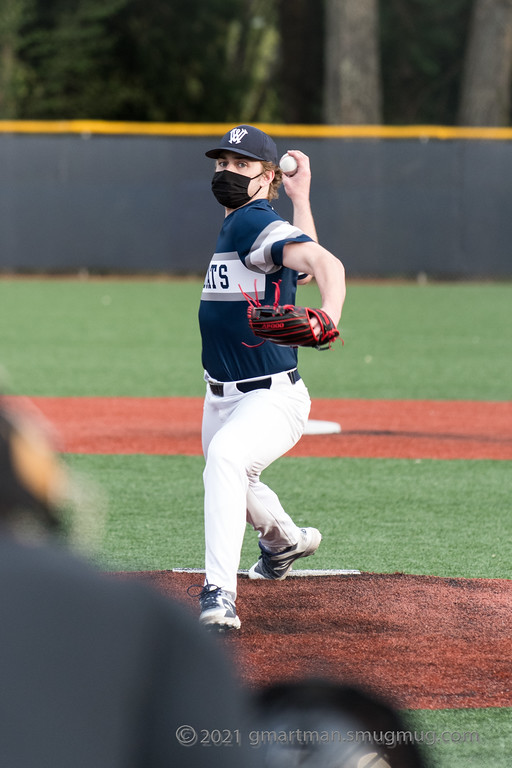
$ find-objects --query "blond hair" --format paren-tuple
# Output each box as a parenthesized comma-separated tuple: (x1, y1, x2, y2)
(262, 161, 283, 201)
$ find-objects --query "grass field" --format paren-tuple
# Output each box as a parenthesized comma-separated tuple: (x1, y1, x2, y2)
(1, 276, 511, 767)
(1, 278, 510, 400)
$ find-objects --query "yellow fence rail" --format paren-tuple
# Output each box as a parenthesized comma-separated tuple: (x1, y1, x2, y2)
(1, 120, 512, 140)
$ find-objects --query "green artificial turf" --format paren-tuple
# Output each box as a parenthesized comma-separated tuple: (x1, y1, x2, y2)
(65, 454, 511, 580)
(0, 278, 203, 396)
(405, 707, 512, 768)
(1, 277, 510, 399)
(300, 280, 512, 401)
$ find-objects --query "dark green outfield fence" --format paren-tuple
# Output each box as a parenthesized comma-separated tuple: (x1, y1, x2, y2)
(1, 121, 511, 278)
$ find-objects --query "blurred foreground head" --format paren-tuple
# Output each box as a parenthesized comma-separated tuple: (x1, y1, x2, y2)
(0, 396, 102, 548)
(253, 680, 427, 768)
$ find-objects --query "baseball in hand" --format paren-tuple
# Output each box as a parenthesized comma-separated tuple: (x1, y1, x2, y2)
(279, 153, 298, 176)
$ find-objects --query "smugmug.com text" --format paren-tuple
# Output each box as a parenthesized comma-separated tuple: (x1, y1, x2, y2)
(175, 725, 479, 749)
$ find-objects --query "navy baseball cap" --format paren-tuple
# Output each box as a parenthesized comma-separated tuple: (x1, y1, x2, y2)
(205, 125, 278, 165)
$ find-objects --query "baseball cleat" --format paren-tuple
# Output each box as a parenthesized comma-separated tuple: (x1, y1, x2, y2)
(198, 584, 241, 631)
(248, 527, 322, 580)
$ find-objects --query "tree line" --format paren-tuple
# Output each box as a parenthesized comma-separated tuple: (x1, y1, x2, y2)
(1, 0, 511, 126)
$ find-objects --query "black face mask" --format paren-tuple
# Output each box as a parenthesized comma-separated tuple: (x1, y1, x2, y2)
(211, 169, 264, 209)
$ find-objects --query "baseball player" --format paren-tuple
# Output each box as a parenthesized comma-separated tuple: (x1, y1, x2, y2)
(197, 125, 346, 630)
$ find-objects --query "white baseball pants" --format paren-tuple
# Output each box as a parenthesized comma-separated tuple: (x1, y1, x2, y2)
(202, 370, 311, 597)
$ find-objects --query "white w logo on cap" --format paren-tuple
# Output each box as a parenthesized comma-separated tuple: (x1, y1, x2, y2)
(229, 128, 248, 145)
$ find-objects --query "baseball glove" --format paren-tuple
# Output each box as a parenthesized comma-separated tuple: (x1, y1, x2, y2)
(247, 304, 339, 350)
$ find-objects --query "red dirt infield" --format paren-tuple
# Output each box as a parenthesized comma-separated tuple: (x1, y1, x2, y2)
(122, 569, 512, 711)
(10, 395, 512, 460)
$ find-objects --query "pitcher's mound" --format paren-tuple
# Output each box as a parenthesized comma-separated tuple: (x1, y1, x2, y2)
(121, 570, 512, 711)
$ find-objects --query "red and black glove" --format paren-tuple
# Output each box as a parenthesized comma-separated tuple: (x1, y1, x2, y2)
(247, 303, 339, 350)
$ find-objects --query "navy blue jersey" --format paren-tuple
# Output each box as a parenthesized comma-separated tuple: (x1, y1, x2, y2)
(199, 200, 312, 382)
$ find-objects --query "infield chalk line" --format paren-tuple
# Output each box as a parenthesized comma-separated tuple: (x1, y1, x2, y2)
(172, 568, 361, 577)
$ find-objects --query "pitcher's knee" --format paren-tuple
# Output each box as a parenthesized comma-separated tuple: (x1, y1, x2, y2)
(204, 436, 248, 479)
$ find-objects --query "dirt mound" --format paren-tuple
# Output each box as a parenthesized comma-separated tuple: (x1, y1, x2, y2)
(120, 570, 512, 711)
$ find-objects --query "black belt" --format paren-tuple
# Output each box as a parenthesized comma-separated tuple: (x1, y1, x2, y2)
(209, 369, 300, 397)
